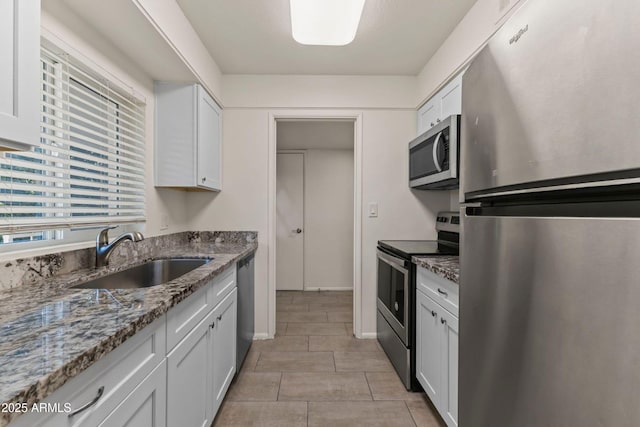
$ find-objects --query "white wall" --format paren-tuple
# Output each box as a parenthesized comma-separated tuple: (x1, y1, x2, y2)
(416, 0, 525, 106)
(223, 75, 418, 109)
(41, 8, 190, 240)
(303, 150, 354, 290)
(132, 0, 224, 106)
(187, 85, 449, 337)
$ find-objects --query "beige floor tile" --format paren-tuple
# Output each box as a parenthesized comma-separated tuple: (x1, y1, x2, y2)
(285, 322, 349, 336)
(276, 294, 294, 304)
(278, 311, 328, 323)
(309, 336, 381, 352)
(365, 372, 426, 401)
(276, 302, 309, 312)
(334, 352, 394, 372)
(309, 302, 353, 312)
(279, 372, 372, 401)
(213, 401, 307, 426)
(276, 322, 287, 336)
(308, 401, 416, 427)
(406, 397, 447, 427)
(292, 294, 339, 304)
(240, 348, 260, 372)
(251, 336, 309, 352)
(316, 290, 353, 297)
(345, 322, 353, 335)
(226, 372, 282, 401)
(255, 351, 335, 372)
(327, 311, 352, 322)
(277, 290, 304, 297)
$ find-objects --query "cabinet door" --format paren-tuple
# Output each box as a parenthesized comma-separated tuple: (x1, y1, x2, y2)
(196, 86, 222, 191)
(209, 287, 237, 419)
(417, 98, 439, 134)
(167, 310, 214, 427)
(0, 0, 40, 150)
(98, 361, 167, 427)
(440, 308, 459, 427)
(416, 290, 441, 404)
(438, 73, 463, 120)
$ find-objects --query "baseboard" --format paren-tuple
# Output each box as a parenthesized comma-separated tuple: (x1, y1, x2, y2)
(360, 332, 378, 339)
(252, 332, 273, 340)
(303, 286, 353, 291)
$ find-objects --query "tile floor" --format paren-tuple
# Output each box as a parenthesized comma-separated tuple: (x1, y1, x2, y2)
(212, 290, 446, 427)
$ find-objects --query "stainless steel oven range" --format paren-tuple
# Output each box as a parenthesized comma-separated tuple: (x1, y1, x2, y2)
(377, 212, 460, 391)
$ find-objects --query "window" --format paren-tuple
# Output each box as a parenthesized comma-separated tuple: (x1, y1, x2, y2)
(0, 42, 146, 248)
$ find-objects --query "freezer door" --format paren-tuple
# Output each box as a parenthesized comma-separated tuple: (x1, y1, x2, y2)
(460, 214, 640, 427)
(461, 0, 640, 197)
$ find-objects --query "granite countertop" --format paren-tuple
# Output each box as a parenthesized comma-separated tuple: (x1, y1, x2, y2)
(413, 255, 460, 284)
(0, 236, 257, 426)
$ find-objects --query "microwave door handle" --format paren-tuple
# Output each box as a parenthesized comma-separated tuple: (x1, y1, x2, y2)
(432, 131, 443, 172)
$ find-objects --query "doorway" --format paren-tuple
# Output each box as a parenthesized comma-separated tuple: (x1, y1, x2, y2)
(269, 111, 363, 339)
(276, 121, 355, 292)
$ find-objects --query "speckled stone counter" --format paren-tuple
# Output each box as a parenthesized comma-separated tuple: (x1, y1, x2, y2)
(412, 256, 460, 284)
(0, 231, 257, 426)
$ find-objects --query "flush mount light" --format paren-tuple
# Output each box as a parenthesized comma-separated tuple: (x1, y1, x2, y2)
(290, 0, 366, 46)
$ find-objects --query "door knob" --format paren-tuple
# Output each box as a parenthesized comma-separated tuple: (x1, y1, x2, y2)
(292, 228, 302, 234)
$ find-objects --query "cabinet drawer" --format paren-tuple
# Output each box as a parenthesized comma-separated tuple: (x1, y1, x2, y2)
(166, 283, 211, 351)
(207, 265, 236, 310)
(416, 266, 459, 316)
(11, 318, 166, 427)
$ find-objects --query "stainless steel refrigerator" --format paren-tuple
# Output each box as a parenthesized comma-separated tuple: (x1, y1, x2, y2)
(460, 0, 640, 426)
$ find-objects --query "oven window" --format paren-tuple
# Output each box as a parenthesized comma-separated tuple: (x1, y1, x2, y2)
(377, 257, 406, 326)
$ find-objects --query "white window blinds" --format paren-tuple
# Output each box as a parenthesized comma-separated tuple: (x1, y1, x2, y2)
(0, 44, 146, 233)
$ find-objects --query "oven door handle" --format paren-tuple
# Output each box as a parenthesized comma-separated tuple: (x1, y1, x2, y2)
(377, 249, 409, 274)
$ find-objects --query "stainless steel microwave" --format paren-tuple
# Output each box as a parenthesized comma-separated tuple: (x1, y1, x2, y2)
(409, 114, 460, 190)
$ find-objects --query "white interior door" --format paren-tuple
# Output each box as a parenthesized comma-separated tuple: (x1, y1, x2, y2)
(276, 153, 304, 290)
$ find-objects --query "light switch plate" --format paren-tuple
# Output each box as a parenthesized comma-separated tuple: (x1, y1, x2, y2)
(368, 202, 378, 218)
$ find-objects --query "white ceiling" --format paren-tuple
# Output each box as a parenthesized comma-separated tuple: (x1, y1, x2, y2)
(46, 0, 195, 82)
(176, 0, 478, 75)
(277, 121, 354, 150)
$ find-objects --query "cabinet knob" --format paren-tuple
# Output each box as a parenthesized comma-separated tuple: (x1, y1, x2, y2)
(430, 122, 435, 127)
(394, 302, 399, 312)
(210, 322, 215, 329)
(430, 310, 436, 317)
(437, 288, 448, 297)
(441, 318, 447, 325)
(217, 315, 222, 321)
(436, 118, 441, 123)
(202, 177, 207, 182)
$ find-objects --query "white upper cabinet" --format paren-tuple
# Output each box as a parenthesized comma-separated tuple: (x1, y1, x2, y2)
(155, 82, 222, 191)
(417, 72, 463, 135)
(0, 0, 40, 151)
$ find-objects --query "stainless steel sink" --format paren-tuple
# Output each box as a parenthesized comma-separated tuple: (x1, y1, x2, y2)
(72, 258, 212, 290)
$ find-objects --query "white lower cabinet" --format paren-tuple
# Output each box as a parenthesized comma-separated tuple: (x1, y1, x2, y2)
(99, 360, 167, 427)
(416, 291, 442, 403)
(166, 287, 237, 427)
(167, 308, 215, 427)
(416, 274, 459, 427)
(210, 288, 237, 417)
(9, 264, 240, 427)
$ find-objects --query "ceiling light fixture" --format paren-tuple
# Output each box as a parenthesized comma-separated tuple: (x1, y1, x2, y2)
(290, 0, 366, 46)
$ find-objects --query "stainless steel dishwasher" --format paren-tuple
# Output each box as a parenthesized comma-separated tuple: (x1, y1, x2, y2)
(236, 254, 254, 372)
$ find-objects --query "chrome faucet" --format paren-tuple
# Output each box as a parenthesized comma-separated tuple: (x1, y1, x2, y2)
(96, 227, 144, 267)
